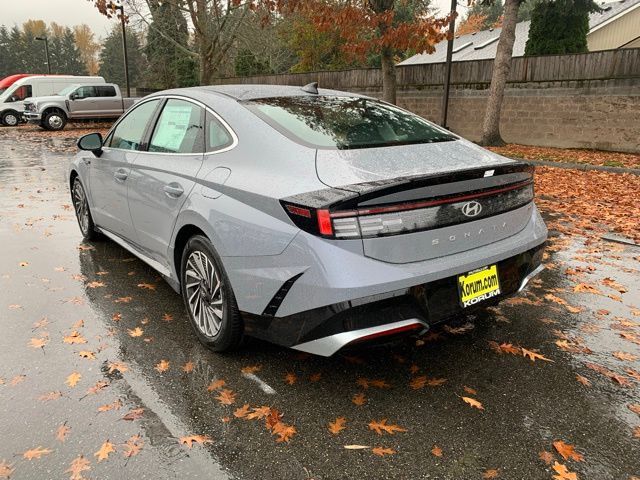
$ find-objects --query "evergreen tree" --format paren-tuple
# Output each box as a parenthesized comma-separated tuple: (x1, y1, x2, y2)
(469, 0, 504, 26)
(145, 2, 198, 88)
(518, 0, 544, 21)
(0, 26, 11, 78)
(49, 28, 88, 75)
(98, 25, 147, 89)
(525, 0, 598, 55)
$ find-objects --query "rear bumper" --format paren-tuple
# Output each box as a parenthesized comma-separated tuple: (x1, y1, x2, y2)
(242, 242, 546, 356)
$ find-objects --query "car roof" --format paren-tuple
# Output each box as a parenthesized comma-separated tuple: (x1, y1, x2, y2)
(156, 84, 370, 102)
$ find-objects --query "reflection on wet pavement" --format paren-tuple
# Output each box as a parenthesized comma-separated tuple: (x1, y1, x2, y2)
(1, 126, 639, 480)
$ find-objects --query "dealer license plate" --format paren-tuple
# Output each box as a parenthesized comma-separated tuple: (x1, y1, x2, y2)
(458, 265, 501, 308)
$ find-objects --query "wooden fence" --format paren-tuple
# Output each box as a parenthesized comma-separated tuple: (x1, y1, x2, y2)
(215, 48, 640, 88)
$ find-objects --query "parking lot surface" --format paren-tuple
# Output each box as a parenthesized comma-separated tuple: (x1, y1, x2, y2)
(1, 126, 639, 479)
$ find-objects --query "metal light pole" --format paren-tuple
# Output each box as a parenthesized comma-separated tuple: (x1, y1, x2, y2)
(110, 1, 130, 97)
(440, 0, 457, 128)
(35, 36, 51, 74)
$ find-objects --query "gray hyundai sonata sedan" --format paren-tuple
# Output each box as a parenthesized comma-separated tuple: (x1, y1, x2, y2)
(70, 84, 547, 356)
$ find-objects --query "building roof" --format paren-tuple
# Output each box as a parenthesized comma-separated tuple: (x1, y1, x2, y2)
(398, 0, 640, 66)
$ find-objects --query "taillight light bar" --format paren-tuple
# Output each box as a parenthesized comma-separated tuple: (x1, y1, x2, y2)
(281, 180, 534, 240)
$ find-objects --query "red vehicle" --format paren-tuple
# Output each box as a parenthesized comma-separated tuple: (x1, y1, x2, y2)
(0, 74, 36, 95)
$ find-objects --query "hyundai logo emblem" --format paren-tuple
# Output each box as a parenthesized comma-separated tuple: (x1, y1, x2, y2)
(461, 200, 482, 217)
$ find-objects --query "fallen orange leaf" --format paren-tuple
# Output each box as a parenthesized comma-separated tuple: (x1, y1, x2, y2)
(368, 419, 407, 435)
(65, 455, 90, 479)
(352, 392, 367, 406)
(122, 435, 143, 457)
(94, 440, 115, 462)
(233, 404, 250, 418)
(22, 446, 52, 460)
(214, 389, 236, 405)
(122, 408, 144, 421)
(284, 372, 297, 385)
(128, 327, 144, 337)
(521, 348, 553, 362)
(461, 397, 484, 410)
(328, 417, 347, 435)
(553, 440, 584, 462)
(206, 379, 225, 391)
(155, 360, 170, 373)
(552, 461, 578, 480)
(372, 446, 395, 456)
(179, 435, 212, 448)
(56, 424, 70, 442)
(65, 372, 81, 388)
(181, 361, 195, 373)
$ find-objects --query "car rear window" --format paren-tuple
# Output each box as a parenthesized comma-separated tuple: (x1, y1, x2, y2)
(244, 96, 456, 150)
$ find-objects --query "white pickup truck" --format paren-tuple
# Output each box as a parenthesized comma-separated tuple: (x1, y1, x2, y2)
(23, 83, 138, 131)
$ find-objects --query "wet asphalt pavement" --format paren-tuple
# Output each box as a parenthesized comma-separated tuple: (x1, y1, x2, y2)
(1, 125, 639, 480)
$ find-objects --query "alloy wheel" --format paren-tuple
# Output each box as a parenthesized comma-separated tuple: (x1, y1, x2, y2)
(185, 250, 224, 338)
(72, 182, 90, 235)
(4, 113, 18, 126)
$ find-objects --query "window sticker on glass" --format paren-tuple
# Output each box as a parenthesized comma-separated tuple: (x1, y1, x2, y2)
(151, 104, 194, 152)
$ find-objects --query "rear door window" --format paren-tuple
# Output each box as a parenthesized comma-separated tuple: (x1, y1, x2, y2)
(96, 86, 117, 97)
(148, 99, 204, 154)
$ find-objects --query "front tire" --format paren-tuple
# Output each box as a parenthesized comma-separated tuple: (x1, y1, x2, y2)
(180, 235, 243, 352)
(71, 178, 100, 241)
(1, 111, 19, 127)
(43, 110, 67, 131)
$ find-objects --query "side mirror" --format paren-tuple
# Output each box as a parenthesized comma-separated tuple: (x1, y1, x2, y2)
(9, 95, 19, 102)
(77, 132, 103, 157)
(70, 93, 78, 100)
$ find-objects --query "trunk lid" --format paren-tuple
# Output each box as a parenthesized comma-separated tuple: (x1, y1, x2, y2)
(312, 143, 535, 264)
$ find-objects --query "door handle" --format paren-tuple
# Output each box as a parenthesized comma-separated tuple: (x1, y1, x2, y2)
(114, 169, 128, 181)
(163, 183, 184, 197)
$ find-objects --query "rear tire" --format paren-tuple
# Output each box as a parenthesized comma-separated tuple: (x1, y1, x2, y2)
(43, 110, 67, 131)
(1, 111, 19, 127)
(71, 178, 100, 241)
(180, 235, 243, 352)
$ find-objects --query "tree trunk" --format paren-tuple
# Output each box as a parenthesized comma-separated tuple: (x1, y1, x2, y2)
(199, 42, 214, 85)
(480, 0, 520, 146)
(381, 48, 397, 104)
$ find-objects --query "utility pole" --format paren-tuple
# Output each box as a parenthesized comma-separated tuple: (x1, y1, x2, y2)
(110, 1, 130, 97)
(440, 0, 457, 128)
(35, 36, 51, 74)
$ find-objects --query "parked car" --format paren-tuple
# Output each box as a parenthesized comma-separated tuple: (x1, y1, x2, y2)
(24, 83, 138, 131)
(0, 75, 105, 126)
(69, 84, 547, 356)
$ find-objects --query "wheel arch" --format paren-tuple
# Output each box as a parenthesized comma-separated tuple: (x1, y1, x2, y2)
(170, 210, 225, 285)
(42, 105, 67, 118)
(69, 169, 79, 192)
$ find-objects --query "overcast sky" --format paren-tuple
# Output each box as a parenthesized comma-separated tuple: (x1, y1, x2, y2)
(3, 0, 116, 37)
(3, 0, 468, 40)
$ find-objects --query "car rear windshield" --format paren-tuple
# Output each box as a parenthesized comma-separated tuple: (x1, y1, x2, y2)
(244, 96, 456, 150)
